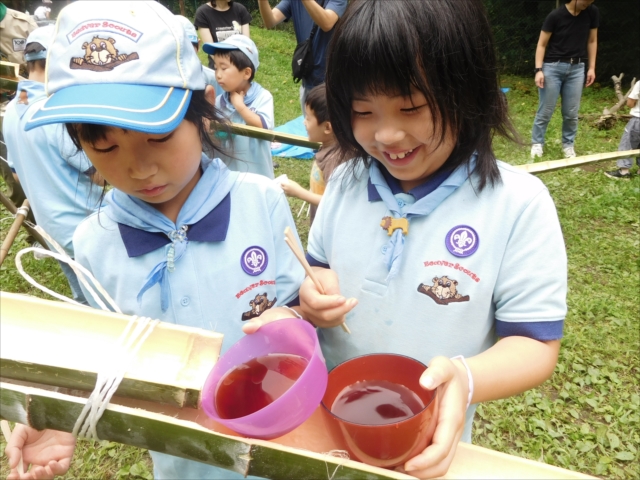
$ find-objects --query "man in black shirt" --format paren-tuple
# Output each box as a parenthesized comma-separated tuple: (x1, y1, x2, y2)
(531, 0, 598, 159)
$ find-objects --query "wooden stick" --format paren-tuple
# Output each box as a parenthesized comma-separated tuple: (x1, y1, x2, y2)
(1, 420, 24, 476)
(0, 199, 29, 266)
(283, 227, 351, 334)
(515, 149, 640, 174)
(0, 191, 49, 249)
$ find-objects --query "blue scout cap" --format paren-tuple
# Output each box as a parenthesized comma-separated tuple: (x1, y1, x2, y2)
(25, 1, 205, 134)
(24, 24, 55, 61)
(175, 15, 198, 45)
(203, 35, 259, 71)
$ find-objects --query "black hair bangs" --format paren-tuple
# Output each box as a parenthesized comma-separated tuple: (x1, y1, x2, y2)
(326, 0, 518, 191)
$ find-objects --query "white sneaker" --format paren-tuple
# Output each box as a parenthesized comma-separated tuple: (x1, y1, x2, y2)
(562, 145, 576, 158)
(530, 143, 543, 159)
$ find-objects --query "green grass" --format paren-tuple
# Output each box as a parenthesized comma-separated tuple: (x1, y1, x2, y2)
(1, 26, 639, 479)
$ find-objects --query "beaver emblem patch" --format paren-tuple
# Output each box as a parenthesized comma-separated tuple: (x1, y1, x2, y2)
(241, 293, 277, 321)
(70, 36, 138, 71)
(418, 276, 470, 305)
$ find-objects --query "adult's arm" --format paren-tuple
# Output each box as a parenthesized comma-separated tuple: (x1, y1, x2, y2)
(534, 30, 552, 88)
(301, 0, 340, 32)
(241, 24, 250, 37)
(257, 0, 286, 29)
(585, 28, 597, 87)
(198, 28, 215, 64)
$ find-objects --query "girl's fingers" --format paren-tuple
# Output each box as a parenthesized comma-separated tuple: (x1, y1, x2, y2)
(401, 433, 462, 479)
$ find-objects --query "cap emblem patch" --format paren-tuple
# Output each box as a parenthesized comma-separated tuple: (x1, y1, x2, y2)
(70, 36, 138, 71)
(445, 225, 479, 258)
(241, 246, 268, 276)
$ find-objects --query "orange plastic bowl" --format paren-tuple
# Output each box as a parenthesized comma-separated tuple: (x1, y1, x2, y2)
(321, 354, 438, 468)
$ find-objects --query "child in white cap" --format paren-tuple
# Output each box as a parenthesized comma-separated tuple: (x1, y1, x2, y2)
(5, 2, 303, 479)
(2, 24, 104, 304)
(204, 35, 275, 178)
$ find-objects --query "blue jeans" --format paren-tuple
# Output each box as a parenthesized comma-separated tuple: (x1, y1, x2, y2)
(532, 62, 585, 146)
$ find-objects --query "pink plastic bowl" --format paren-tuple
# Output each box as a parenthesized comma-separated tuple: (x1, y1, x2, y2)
(201, 318, 328, 439)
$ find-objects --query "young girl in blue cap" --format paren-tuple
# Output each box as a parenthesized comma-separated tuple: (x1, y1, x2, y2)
(5, 2, 303, 479)
(290, 0, 568, 477)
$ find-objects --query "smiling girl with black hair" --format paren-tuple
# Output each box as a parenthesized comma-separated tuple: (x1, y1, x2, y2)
(294, 0, 568, 477)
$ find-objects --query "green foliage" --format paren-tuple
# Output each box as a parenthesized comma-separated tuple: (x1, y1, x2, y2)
(1, 25, 638, 480)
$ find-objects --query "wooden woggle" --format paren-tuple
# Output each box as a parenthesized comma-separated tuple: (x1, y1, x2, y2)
(0, 199, 29, 266)
(283, 227, 351, 334)
(515, 149, 640, 174)
(380, 216, 409, 236)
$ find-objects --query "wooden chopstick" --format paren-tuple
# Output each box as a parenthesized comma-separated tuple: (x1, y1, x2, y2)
(284, 228, 351, 334)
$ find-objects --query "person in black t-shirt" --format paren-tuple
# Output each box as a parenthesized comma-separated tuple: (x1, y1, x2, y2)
(194, 1, 251, 69)
(531, 0, 598, 159)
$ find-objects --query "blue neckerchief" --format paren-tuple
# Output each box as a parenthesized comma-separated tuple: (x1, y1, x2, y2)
(220, 82, 264, 112)
(117, 193, 231, 257)
(14, 80, 46, 120)
(104, 155, 238, 311)
(369, 155, 477, 280)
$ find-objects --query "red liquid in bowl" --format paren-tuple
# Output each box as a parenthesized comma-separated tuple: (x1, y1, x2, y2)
(215, 354, 308, 419)
(331, 380, 425, 425)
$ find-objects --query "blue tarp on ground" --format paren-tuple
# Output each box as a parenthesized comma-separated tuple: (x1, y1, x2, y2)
(270, 115, 315, 159)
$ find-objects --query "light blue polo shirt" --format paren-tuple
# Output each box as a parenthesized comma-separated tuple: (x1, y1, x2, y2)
(215, 82, 274, 179)
(307, 160, 567, 442)
(2, 81, 102, 255)
(73, 163, 305, 479)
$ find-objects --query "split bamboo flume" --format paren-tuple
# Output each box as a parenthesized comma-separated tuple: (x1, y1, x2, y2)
(0, 293, 597, 479)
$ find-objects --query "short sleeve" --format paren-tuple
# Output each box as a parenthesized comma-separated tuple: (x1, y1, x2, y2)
(275, 0, 292, 20)
(589, 6, 599, 29)
(194, 6, 209, 29)
(306, 168, 342, 266)
(629, 81, 640, 101)
(493, 189, 567, 340)
(235, 3, 252, 25)
(541, 11, 556, 33)
(269, 191, 306, 306)
(250, 90, 275, 130)
(325, 0, 348, 17)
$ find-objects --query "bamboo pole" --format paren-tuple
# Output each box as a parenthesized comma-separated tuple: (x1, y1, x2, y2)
(0, 382, 595, 479)
(0, 382, 414, 480)
(515, 149, 640, 174)
(0, 292, 223, 409)
(0, 191, 49, 249)
(213, 123, 321, 150)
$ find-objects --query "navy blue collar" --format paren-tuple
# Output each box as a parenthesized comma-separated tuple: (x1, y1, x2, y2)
(117, 192, 231, 258)
(367, 161, 452, 202)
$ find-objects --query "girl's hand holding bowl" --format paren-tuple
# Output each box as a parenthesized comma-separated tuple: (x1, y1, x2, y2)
(397, 356, 471, 479)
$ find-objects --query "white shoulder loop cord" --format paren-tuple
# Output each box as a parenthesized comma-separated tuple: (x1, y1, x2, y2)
(451, 355, 474, 410)
(14, 226, 159, 440)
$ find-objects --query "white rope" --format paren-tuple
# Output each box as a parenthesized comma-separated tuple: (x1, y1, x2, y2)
(321, 450, 350, 480)
(13, 225, 158, 440)
(14, 226, 121, 312)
